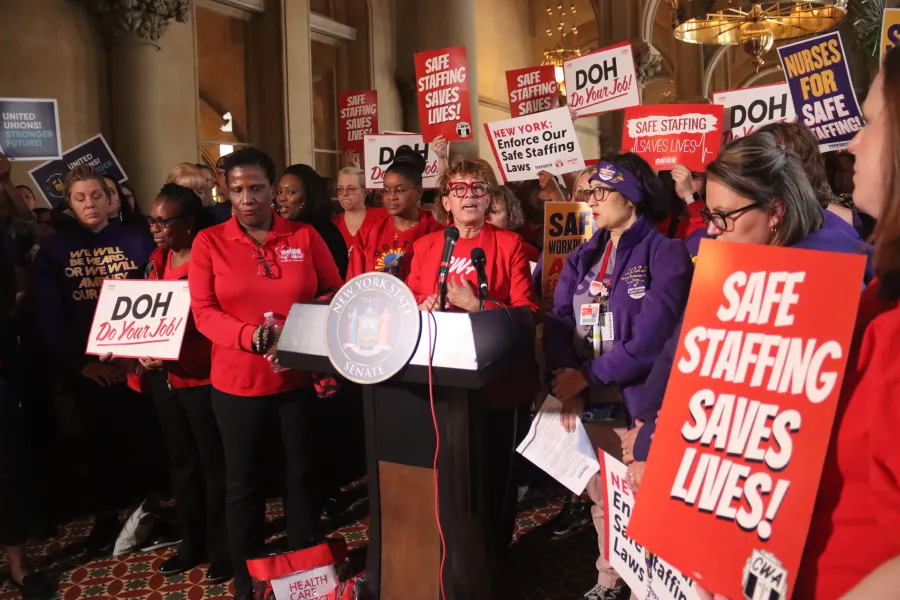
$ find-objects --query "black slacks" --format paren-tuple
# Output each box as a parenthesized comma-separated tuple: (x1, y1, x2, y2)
(212, 387, 320, 594)
(150, 377, 228, 564)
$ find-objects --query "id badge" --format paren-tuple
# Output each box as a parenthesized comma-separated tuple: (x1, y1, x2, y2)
(580, 304, 600, 327)
(600, 311, 615, 341)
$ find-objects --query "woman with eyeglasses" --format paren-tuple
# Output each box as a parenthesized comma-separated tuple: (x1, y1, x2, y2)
(124, 183, 231, 582)
(406, 158, 537, 312)
(542, 153, 693, 600)
(332, 166, 388, 249)
(187, 148, 344, 600)
(347, 146, 444, 281)
(276, 164, 348, 279)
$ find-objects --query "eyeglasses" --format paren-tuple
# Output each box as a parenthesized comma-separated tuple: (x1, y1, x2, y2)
(336, 186, 361, 196)
(448, 181, 491, 198)
(148, 216, 183, 229)
(383, 186, 412, 198)
(251, 246, 275, 278)
(700, 202, 763, 232)
(573, 188, 615, 202)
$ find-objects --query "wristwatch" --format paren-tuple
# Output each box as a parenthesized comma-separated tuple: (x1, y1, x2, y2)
(685, 191, 702, 204)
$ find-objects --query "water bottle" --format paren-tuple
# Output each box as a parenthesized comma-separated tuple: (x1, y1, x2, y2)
(264, 312, 289, 373)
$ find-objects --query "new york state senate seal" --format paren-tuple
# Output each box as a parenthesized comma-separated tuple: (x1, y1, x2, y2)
(324, 273, 421, 384)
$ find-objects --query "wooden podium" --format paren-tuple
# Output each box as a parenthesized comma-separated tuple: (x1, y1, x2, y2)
(278, 305, 537, 600)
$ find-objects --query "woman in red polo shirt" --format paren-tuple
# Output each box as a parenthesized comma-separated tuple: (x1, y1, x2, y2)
(129, 183, 230, 583)
(188, 148, 343, 600)
(406, 158, 537, 312)
(347, 146, 444, 281)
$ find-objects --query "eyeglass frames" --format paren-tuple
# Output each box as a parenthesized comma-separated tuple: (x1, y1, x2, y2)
(699, 202, 764, 232)
(251, 245, 275, 278)
(447, 181, 491, 198)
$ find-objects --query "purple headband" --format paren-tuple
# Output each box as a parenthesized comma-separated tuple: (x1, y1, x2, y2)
(589, 161, 645, 204)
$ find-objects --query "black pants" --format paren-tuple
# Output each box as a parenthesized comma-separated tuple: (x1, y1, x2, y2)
(66, 377, 167, 514)
(151, 378, 228, 564)
(212, 387, 320, 594)
(0, 375, 30, 547)
(315, 384, 365, 497)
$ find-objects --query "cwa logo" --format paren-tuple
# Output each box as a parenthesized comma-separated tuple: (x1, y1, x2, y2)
(742, 550, 787, 600)
(456, 122, 471, 137)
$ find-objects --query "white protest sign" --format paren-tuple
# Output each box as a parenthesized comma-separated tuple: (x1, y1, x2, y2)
(484, 107, 585, 183)
(271, 564, 339, 600)
(713, 83, 796, 143)
(599, 452, 702, 600)
(564, 41, 641, 117)
(86, 280, 191, 360)
(363, 134, 440, 189)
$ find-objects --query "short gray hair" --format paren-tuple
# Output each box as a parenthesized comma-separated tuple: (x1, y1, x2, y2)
(706, 131, 824, 247)
(490, 185, 525, 231)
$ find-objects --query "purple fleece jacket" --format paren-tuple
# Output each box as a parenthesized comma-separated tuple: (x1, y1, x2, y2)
(543, 217, 693, 424)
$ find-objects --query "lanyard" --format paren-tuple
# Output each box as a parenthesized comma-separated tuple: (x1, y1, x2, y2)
(596, 241, 613, 283)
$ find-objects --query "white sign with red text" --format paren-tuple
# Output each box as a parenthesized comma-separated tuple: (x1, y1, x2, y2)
(271, 564, 339, 600)
(362, 134, 440, 189)
(564, 41, 641, 117)
(713, 83, 797, 143)
(484, 107, 585, 182)
(599, 452, 702, 600)
(86, 280, 191, 360)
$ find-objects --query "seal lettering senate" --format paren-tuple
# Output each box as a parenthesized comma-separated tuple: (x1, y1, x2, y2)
(324, 273, 422, 384)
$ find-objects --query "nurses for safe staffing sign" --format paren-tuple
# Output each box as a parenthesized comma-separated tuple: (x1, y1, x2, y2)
(627, 240, 866, 600)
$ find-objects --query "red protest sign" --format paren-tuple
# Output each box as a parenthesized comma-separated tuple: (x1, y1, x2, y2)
(414, 46, 473, 142)
(621, 104, 724, 172)
(627, 239, 866, 600)
(339, 90, 378, 153)
(505, 66, 560, 118)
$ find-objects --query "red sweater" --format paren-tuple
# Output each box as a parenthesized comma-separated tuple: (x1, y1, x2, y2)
(406, 223, 538, 311)
(332, 207, 389, 249)
(128, 247, 211, 391)
(347, 209, 444, 281)
(795, 279, 900, 598)
(188, 213, 344, 397)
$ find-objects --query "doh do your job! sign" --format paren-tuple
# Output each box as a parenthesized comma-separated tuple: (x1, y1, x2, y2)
(622, 104, 723, 172)
(627, 240, 865, 600)
(86, 280, 192, 360)
(484, 107, 585, 182)
(362, 134, 439, 189)
(564, 41, 640, 117)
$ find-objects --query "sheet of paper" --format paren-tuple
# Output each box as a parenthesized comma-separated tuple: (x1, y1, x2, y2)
(516, 395, 600, 494)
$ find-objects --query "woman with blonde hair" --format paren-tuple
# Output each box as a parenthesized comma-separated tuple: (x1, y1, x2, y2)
(332, 166, 387, 249)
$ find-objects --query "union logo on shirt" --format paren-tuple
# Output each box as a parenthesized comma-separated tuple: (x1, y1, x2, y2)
(375, 246, 406, 276)
(276, 245, 304, 263)
(448, 256, 475, 276)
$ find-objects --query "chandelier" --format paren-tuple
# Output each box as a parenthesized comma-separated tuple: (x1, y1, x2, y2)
(542, 2, 581, 95)
(666, 1, 848, 67)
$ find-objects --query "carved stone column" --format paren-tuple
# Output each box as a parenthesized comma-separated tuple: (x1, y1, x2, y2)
(634, 42, 663, 89)
(73, 0, 198, 212)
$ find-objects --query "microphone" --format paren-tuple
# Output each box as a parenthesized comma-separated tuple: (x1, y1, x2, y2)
(471, 247, 489, 310)
(437, 226, 459, 312)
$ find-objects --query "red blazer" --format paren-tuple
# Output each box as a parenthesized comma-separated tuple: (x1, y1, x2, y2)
(128, 246, 211, 392)
(346, 209, 444, 281)
(406, 223, 538, 311)
(796, 279, 900, 599)
(188, 213, 344, 397)
(332, 207, 389, 249)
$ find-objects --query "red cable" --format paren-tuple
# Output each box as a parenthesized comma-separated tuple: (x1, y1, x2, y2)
(427, 310, 448, 600)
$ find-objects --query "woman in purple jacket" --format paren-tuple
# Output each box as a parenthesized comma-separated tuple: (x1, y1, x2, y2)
(543, 153, 693, 600)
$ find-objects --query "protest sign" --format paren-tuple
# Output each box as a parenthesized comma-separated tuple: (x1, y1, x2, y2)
(599, 452, 702, 600)
(271, 564, 339, 600)
(484, 107, 585, 182)
(564, 41, 641, 117)
(506, 66, 560, 118)
(778, 31, 863, 152)
(713, 83, 796, 143)
(29, 134, 127, 207)
(362, 134, 439, 189)
(86, 280, 192, 360)
(881, 8, 900, 63)
(339, 90, 378, 153)
(621, 104, 723, 172)
(414, 46, 472, 142)
(541, 201, 594, 309)
(627, 239, 866, 599)
(0, 98, 62, 161)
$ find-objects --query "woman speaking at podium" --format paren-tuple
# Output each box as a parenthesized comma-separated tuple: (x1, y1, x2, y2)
(543, 153, 692, 599)
(406, 158, 538, 312)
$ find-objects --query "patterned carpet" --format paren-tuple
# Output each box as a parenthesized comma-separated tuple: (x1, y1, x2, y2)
(0, 484, 599, 600)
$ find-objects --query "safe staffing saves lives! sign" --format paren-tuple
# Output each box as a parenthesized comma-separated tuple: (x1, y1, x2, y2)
(506, 65, 559, 118)
(626, 240, 866, 600)
(414, 46, 472, 142)
(339, 90, 378, 153)
(622, 104, 723, 172)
